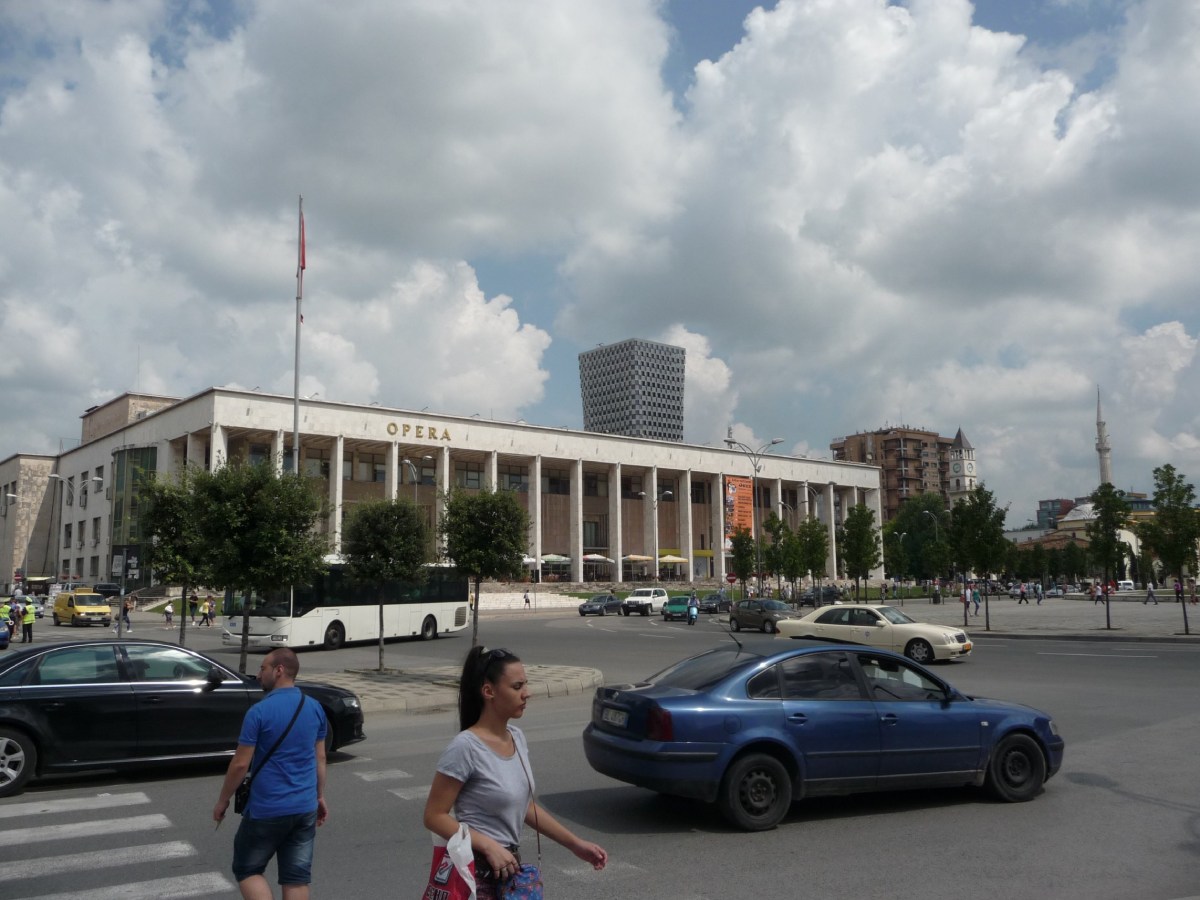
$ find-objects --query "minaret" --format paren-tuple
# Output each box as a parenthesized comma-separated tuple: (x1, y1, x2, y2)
(1095, 387, 1113, 486)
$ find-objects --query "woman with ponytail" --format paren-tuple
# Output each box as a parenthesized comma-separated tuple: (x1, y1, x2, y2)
(423, 646, 607, 897)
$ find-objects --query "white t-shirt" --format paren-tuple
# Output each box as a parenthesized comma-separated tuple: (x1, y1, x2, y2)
(436, 726, 534, 848)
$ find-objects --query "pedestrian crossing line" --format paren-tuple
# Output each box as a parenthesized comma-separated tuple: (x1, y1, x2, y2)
(12, 871, 235, 900)
(355, 768, 412, 782)
(388, 785, 432, 801)
(0, 813, 172, 848)
(0, 840, 195, 883)
(0, 792, 151, 820)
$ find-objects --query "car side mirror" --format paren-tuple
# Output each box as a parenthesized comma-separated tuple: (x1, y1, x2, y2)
(203, 668, 225, 693)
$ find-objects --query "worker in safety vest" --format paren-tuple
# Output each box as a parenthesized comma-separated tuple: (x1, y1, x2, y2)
(21, 600, 36, 643)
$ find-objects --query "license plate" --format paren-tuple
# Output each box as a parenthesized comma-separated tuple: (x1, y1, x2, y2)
(602, 708, 628, 728)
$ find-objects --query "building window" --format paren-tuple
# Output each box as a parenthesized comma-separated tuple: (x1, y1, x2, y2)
(584, 473, 608, 497)
(67, 476, 74, 506)
(498, 464, 528, 492)
(660, 479, 675, 500)
(343, 453, 353, 481)
(248, 444, 270, 467)
(304, 449, 331, 478)
(357, 454, 386, 483)
(63, 523, 72, 549)
(455, 461, 483, 489)
(542, 469, 570, 496)
(620, 475, 643, 499)
(691, 481, 710, 505)
(582, 518, 608, 548)
(89, 556, 100, 578)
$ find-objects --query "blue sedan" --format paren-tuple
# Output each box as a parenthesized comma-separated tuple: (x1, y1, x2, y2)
(583, 643, 1064, 830)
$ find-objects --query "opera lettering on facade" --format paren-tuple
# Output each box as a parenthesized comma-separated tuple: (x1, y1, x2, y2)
(386, 422, 453, 441)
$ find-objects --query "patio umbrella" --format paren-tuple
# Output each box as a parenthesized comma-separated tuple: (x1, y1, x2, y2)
(658, 554, 689, 564)
(582, 553, 615, 563)
(622, 554, 653, 562)
(540, 553, 571, 564)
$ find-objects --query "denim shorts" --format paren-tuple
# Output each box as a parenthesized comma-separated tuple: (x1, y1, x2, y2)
(232, 810, 317, 885)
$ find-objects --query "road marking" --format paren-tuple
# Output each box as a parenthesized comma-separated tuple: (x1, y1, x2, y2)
(389, 785, 431, 800)
(356, 768, 412, 782)
(0, 814, 172, 848)
(12, 872, 235, 900)
(1037, 652, 1157, 658)
(0, 841, 196, 883)
(0, 792, 151, 820)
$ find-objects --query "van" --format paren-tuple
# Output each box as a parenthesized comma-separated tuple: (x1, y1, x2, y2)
(1116, 580, 1135, 592)
(52, 591, 112, 627)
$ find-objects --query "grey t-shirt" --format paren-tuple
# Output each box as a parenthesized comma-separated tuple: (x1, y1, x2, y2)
(437, 726, 535, 847)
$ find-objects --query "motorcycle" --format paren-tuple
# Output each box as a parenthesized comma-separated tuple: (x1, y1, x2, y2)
(687, 604, 698, 626)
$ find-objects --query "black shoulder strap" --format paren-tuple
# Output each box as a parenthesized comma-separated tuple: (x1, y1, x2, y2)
(249, 692, 307, 781)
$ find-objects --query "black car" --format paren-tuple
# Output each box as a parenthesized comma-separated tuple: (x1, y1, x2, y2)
(0, 639, 366, 798)
(578, 594, 621, 616)
(798, 585, 843, 607)
(699, 592, 732, 614)
(91, 582, 123, 599)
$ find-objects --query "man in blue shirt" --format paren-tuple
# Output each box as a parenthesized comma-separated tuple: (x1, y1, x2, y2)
(213, 648, 328, 900)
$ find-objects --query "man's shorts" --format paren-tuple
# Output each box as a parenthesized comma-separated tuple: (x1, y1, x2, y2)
(232, 810, 317, 885)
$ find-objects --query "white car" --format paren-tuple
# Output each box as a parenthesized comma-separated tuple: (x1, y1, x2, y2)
(776, 604, 972, 664)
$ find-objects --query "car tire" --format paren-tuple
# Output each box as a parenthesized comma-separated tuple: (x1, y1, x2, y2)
(323, 621, 346, 651)
(904, 639, 934, 663)
(718, 752, 792, 831)
(0, 727, 36, 799)
(986, 733, 1046, 802)
(730, 617, 741, 632)
(323, 712, 337, 755)
(420, 615, 438, 641)
(761, 620, 775, 634)
(53, 614, 61, 626)
(579, 611, 587, 617)
(599, 607, 606, 617)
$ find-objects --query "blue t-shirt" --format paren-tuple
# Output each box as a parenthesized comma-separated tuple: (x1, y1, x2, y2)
(238, 686, 327, 819)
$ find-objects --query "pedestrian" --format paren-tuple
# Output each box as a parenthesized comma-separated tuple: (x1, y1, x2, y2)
(1018, 584, 1028, 604)
(115, 596, 133, 633)
(523, 589, 530, 609)
(0, 598, 11, 641)
(423, 646, 607, 899)
(20, 599, 35, 643)
(190, 592, 199, 624)
(165, 600, 175, 626)
(972, 585, 981, 616)
(1191, 581, 1198, 605)
(1094, 583, 1103, 605)
(206, 594, 217, 624)
(1035, 582, 1043, 605)
(1175, 580, 1184, 604)
(200, 597, 212, 627)
(213, 648, 328, 900)
(1144, 584, 1157, 605)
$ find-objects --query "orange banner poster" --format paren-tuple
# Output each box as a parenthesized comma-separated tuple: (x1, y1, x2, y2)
(723, 475, 754, 550)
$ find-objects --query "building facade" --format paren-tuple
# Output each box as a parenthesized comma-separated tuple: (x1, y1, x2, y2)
(578, 338, 686, 442)
(2, 388, 885, 594)
(830, 426, 978, 522)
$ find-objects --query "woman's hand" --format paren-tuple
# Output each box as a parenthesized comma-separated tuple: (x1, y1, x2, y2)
(570, 838, 608, 871)
(482, 842, 521, 880)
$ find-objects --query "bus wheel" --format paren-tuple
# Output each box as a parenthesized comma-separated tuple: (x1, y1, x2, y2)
(323, 622, 345, 651)
(420, 615, 438, 641)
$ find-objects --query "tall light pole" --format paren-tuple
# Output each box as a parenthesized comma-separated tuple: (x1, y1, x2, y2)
(638, 490, 673, 583)
(2, 493, 15, 594)
(725, 434, 783, 596)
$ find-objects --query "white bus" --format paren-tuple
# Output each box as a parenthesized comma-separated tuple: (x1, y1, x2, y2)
(222, 562, 470, 650)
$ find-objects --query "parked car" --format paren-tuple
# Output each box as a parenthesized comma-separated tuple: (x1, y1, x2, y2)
(582, 643, 1064, 830)
(729, 599, 801, 634)
(798, 585, 843, 607)
(1043, 586, 1064, 598)
(91, 582, 123, 599)
(777, 603, 971, 663)
(699, 592, 731, 614)
(0, 639, 366, 798)
(621, 587, 668, 616)
(662, 596, 691, 621)
(578, 594, 621, 616)
(51, 591, 111, 627)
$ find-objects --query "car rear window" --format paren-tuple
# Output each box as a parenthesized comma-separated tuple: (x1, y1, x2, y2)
(645, 646, 764, 691)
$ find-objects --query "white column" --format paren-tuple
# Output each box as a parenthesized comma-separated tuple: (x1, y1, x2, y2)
(209, 424, 227, 471)
(867, 487, 885, 580)
(331, 435, 345, 553)
(713, 473, 726, 582)
(272, 430, 285, 477)
(436, 446, 451, 556)
(385, 442, 399, 501)
(487, 451, 499, 490)
(570, 459, 583, 583)
(824, 481, 838, 581)
(681, 470, 694, 583)
(609, 463, 622, 584)
(531, 456, 543, 570)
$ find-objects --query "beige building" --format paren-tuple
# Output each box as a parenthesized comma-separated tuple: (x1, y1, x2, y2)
(2, 388, 886, 594)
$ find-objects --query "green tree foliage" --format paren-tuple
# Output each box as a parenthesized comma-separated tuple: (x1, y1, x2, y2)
(142, 466, 202, 647)
(761, 512, 788, 595)
(1087, 483, 1131, 628)
(794, 516, 830, 593)
(841, 504, 882, 597)
(341, 498, 428, 671)
(883, 492, 948, 580)
(1061, 542, 1087, 584)
(440, 488, 530, 646)
(191, 460, 327, 673)
(779, 527, 805, 597)
(949, 485, 1009, 586)
(728, 527, 755, 598)
(1137, 464, 1200, 633)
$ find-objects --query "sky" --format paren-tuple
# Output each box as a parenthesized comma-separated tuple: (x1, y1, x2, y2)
(1, 0, 1197, 527)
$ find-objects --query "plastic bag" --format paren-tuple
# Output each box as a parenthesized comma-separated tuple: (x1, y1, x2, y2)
(423, 823, 476, 900)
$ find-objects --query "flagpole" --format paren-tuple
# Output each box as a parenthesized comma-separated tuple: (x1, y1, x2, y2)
(292, 195, 304, 475)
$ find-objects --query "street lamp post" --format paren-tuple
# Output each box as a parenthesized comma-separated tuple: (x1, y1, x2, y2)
(725, 434, 784, 596)
(894, 532, 908, 604)
(638, 490, 673, 583)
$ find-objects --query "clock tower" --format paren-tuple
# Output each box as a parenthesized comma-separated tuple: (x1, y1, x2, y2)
(946, 427, 977, 505)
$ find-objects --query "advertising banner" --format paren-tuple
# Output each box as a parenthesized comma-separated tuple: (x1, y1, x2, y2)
(723, 475, 754, 550)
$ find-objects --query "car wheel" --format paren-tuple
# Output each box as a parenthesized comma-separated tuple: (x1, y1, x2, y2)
(323, 621, 346, 651)
(730, 617, 741, 632)
(904, 639, 934, 663)
(323, 712, 337, 755)
(0, 727, 36, 799)
(53, 614, 61, 626)
(986, 734, 1046, 802)
(579, 611, 587, 617)
(718, 752, 792, 831)
(420, 615, 438, 641)
(599, 607, 606, 617)
(761, 620, 775, 634)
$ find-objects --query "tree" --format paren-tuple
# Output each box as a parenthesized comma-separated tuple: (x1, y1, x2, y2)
(761, 513, 788, 596)
(142, 467, 203, 647)
(728, 527, 755, 599)
(1137, 464, 1200, 634)
(946, 485, 1008, 622)
(885, 492, 948, 580)
(780, 527, 805, 599)
(440, 488, 530, 646)
(1086, 483, 1131, 629)
(341, 498, 429, 671)
(841, 504, 882, 598)
(191, 459, 328, 673)
(1061, 542, 1087, 584)
(794, 517, 830, 598)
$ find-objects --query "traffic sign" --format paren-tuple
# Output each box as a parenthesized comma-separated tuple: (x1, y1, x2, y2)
(726, 574, 737, 584)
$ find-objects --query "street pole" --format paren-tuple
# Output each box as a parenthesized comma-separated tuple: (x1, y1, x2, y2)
(639, 490, 673, 583)
(725, 435, 783, 597)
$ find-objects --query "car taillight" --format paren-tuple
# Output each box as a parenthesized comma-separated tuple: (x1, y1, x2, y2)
(646, 705, 673, 741)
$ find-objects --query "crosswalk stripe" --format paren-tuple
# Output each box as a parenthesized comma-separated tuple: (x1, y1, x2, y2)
(355, 768, 412, 782)
(0, 793, 151, 820)
(388, 785, 431, 800)
(12, 872, 235, 900)
(0, 814, 171, 848)
(0, 841, 195, 884)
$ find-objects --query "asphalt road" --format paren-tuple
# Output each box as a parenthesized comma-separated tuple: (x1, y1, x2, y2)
(5, 613, 1200, 900)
